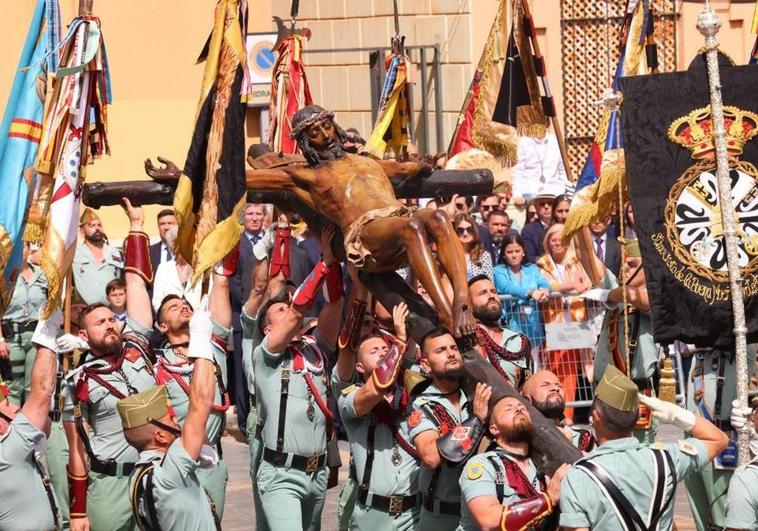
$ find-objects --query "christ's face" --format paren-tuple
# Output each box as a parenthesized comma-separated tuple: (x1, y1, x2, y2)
(305, 119, 338, 152)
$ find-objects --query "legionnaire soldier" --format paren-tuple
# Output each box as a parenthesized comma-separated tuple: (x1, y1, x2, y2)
(559, 365, 729, 530)
(522, 370, 597, 452)
(119, 300, 220, 531)
(683, 344, 756, 530)
(458, 396, 570, 530)
(468, 275, 532, 389)
(577, 237, 658, 441)
(61, 199, 158, 531)
(143, 252, 239, 515)
(73, 208, 124, 305)
(409, 329, 492, 531)
(334, 301, 424, 530)
(0, 307, 63, 530)
(253, 226, 344, 529)
(724, 400, 758, 530)
(0, 242, 48, 405)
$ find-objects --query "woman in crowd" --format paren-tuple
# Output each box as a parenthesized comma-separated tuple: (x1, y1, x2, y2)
(624, 201, 638, 239)
(536, 223, 593, 422)
(454, 213, 494, 280)
(493, 234, 550, 358)
(551, 194, 571, 224)
(525, 203, 539, 225)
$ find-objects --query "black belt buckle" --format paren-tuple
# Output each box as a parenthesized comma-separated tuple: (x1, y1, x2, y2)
(388, 495, 404, 516)
(305, 454, 320, 473)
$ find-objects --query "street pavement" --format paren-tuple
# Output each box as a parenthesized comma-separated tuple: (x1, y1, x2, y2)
(220, 415, 697, 530)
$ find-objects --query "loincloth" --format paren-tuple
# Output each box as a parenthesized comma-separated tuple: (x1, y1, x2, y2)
(343, 205, 416, 272)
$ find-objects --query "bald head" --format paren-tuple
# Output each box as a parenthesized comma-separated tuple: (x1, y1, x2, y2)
(521, 370, 565, 420)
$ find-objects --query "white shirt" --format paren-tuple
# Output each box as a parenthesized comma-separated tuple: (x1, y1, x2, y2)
(151, 261, 203, 313)
(511, 133, 571, 198)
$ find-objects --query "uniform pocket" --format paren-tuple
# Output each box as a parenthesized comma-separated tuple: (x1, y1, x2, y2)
(255, 461, 278, 494)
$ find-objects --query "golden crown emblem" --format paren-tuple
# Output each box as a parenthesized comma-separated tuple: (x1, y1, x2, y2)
(667, 106, 758, 159)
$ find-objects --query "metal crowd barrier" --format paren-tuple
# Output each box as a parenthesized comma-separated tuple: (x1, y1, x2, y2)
(498, 293, 687, 408)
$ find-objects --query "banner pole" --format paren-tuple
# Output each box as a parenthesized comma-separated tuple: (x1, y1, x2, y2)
(697, 1, 750, 466)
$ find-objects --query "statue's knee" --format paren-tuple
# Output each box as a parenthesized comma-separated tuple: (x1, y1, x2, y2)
(403, 218, 426, 240)
(429, 209, 451, 230)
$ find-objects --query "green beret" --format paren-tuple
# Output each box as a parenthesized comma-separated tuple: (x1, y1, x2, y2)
(117, 385, 169, 429)
(596, 365, 639, 412)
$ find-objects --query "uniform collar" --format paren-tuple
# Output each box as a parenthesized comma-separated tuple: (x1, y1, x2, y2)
(592, 436, 640, 455)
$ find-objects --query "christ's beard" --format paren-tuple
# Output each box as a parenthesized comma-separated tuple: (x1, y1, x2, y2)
(316, 142, 345, 161)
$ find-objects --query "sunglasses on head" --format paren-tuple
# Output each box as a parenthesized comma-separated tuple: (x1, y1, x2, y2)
(456, 226, 474, 236)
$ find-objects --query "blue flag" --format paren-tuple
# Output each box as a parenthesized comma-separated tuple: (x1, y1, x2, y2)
(0, 0, 58, 311)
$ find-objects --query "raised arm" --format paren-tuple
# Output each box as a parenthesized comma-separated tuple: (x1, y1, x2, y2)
(377, 159, 433, 182)
(122, 198, 154, 329)
(22, 307, 64, 432)
(181, 301, 216, 461)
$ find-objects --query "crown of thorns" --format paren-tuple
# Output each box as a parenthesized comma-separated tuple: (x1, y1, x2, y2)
(290, 111, 335, 138)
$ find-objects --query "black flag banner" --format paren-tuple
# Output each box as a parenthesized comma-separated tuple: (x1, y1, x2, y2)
(619, 56, 758, 349)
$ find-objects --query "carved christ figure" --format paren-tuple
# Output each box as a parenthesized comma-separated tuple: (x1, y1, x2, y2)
(245, 105, 475, 340)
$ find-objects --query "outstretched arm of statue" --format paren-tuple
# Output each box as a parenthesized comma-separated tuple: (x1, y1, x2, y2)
(377, 158, 433, 184)
(144, 156, 181, 183)
(245, 168, 298, 191)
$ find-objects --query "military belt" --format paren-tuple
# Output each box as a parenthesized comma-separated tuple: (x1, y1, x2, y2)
(357, 488, 419, 515)
(90, 459, 136, 477)
(421, 495, 460, 516)
(262, 447, 326, 473)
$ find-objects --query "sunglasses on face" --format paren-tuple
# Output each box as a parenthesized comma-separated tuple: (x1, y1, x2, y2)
(456, 226, 474, 236)
(455, 202, 467, 210)
(481, 204, 497, 211)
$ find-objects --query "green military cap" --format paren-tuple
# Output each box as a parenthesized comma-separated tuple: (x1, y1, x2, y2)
(624, 238, 641, 258)
(596, 365, 639, 412)
(117, 385, 169, 429)
(79, 207, 100, 227)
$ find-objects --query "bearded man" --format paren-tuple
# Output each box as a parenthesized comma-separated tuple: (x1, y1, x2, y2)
(458, 397, 569, 530)
(73, 208, 124, 305)
(468, 275, 531, 389)
(245, 104, 476, 343)
(522, 370, 596, 452)
(61, 199, 157, 531)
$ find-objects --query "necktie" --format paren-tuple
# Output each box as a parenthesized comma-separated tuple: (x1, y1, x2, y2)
(164, 247, 173, 262)
(595, 237, 604, 262)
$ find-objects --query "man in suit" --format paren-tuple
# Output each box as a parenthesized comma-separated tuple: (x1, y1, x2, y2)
(148, 209, 178, 273)
(589, 217, 621, 277)
(520, 193, 554, 263)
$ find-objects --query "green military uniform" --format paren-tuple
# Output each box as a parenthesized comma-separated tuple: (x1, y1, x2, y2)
(253, 333, 333, 530)
(478, 325, 531, 389)
(72, 242, 123, 305)
(46, 418, 70, 529)
(0, 413, 61, 530)
(334, 372, 421, 530)
(458, 448, 546, 531)
(2, 265, 47, 405)
(240, 307, 270, 531)
(595, 270, 658, 442)
(118, 385, 218, 531)
(409, 384, 472, 531)
(154, 321, 231, 516)
(568, 425, 597, 453)
(725, 456, 758, 530)
(684, 345, 756, 530)
(560, 365, 710, 530)
(61, 318, 156, 531)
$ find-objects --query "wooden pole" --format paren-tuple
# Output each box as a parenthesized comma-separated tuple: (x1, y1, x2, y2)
(519, 0, 574, 182)
(697, 2, 751, 466)
(78, 0, 93, 16)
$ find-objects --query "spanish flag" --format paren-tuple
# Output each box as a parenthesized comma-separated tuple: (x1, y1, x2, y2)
(173, 0, 251, 284)
(448, 0, 546, 164)
(0, 0, 59, 313)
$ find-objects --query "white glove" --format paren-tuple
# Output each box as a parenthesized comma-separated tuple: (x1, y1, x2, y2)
(199, 444, 219, 468)
(639, 394, 696, 432)
(730, 399, 753, 431)
(187, 296, 213, 361)
(252, 223, 278, 261)
(31, 305, 64, 351)
(581, 288, 611, 303)
(56, 333, 89, 353)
